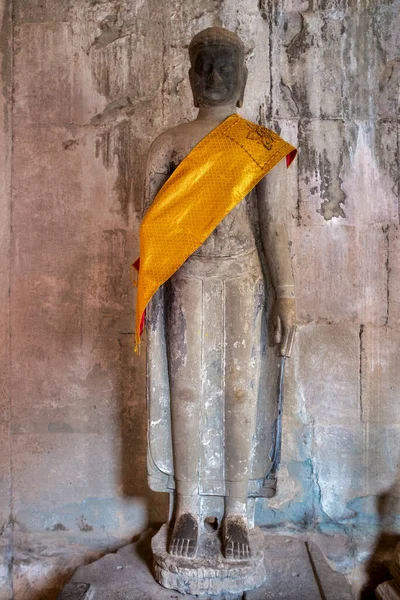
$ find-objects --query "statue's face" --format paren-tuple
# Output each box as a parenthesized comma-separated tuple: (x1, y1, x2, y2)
(190, 44, 244, 107)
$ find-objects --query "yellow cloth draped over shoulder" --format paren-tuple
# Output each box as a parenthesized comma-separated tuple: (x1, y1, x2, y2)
(134, 114, 297, 350)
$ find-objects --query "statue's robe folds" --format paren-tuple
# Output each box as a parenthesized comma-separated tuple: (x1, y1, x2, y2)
(135, 115, 296, 502)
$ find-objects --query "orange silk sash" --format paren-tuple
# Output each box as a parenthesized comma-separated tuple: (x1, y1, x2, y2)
(134, 114, 297, 349)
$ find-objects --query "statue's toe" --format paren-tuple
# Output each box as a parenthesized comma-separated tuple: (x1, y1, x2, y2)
(222, 516, 252, 560)
(242, 542, 251, 559)
(168, 513, 199, 558)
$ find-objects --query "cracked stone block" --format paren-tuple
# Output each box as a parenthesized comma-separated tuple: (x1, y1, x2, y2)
(14, 23, 105, 126)
(12, 122, 142, 249)
(356, 425, 400, 499)
(0, 408, 10, 528)
(287, 323, 360, 425)
(373, 3, 400, 58)
(271, 5, 395, 120)
(374, 4, 400, 119)
(313, 0, 388, 8)
(12, 531, 124, 600)
(86, 17, 165, 114)
(288, 224, 387, 326)
(314, 423, 400, 521)
(314, 423, 365, 520)
(269, 0, 310, 11)
(298, 120, 398, 226)
(0, 0, 12, 573)
(0, 541, 12, 600)
(10, 120, 146, 416)
(12, 433, 147, 532)
(267, 118, 299, 222)
(220, 0, 271, 122)
(13, 0, 73, 23)
(389, 225, 400, 326)
(341, 5, 400, 120)
(271, 10, 347, 119)
(11, 125, 91, 253)
(298, 119, 346, 223)
(10, 123, 143, 427)
(10, 329, 136, 438)
(341, 121, 399, 226)
(361, 324, 400, 424)
(377, 59, 400, 119)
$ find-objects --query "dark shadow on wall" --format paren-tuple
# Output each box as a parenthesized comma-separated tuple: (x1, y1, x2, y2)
(116, 125, 170, 531)
(360, 474, 400, 599)
(117, 329, 169, 527)
(20, 223, 165, 600)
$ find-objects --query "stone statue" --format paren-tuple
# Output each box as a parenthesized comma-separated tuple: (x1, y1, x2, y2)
(138, 26, 296, 594)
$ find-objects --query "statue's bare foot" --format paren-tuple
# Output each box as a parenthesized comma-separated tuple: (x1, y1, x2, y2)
(222, 516, 251, 560)
(169, 513, 199, 558)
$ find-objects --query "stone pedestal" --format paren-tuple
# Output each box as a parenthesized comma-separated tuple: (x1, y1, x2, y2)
(57, 528, 354, 600)
(152, 524, 266, 596)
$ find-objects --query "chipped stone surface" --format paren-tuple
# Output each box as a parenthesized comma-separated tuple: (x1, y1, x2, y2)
(0, 0, 399, 597)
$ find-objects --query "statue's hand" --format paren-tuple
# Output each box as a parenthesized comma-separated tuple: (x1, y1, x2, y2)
(273, 297, 297, 358)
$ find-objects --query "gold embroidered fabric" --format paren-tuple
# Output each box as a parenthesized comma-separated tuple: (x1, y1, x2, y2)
(135, 114, 296, 348)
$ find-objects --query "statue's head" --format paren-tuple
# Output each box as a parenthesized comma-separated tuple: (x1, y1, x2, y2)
(188, 27, 247, 109)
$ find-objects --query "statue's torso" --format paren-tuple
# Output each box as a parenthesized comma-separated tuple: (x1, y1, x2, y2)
(166, 120, 258, 260)
(147, 119, 278, 504)
(193, 198, 256, 257)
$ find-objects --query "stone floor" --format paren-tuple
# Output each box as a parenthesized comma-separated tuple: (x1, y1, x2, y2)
(57, 528, 355, 600)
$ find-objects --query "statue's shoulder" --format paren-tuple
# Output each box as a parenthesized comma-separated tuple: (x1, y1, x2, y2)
(150, 121, 193, 146)
(147, 122, 190, 160)
(145, 128, 179, 171)
(148, 121, 207, 167)
(148, 129, 173, 156)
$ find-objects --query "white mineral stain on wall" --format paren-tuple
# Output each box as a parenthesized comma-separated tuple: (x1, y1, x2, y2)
(342, 122, 399, 225)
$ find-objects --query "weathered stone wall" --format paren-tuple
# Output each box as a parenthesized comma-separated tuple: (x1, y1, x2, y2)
(0, 0, 399, 598)
(0, 0, 12, 597)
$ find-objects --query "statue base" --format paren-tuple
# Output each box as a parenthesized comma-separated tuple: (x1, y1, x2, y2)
(152, 524, 266, 596)
(56, 527, 354, 600)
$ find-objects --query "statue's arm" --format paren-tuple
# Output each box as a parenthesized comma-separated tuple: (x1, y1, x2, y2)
(142, 132, 172, 215)
(142, 133, 171, 353)
(256, 158, 296, 357)
(142, 134, 174, 485)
